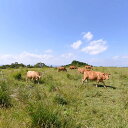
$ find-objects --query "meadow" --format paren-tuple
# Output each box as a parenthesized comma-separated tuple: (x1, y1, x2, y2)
(0, 67, 128, 128)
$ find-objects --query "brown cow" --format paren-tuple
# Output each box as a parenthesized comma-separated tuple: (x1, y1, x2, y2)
(78, 68, 87, 74)
(26, 71, 42, 84)
(69, 65, 77, 69)
(57, 67, 67, 72)
(85, 65, 93, 70)
(82, 70, 110, 87)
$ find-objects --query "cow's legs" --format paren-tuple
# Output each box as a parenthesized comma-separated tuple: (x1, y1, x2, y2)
(35, 76, 40, 84)
(26, 77, 31, 83)
(96, 80, 106, 88)
(37, 78, 40, 84)
(96, 80, 100, 87)
(102, 81, 106, 88)
(82, 78, 85, 84)
(96, 82, 98, 87)
(82, 77, 87, 84)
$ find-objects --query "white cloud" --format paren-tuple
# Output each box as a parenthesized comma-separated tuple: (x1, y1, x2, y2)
(81, 39, 107, 55)
(0, 52, 54, 65)
(112, 56, 120, 60)
(44, 49, 53, 53)
(19, 52, 53, 60)
(1, 52, 128, 67)
(0, 52, 76, 66)
(71, 32, 108, 55)
(83, 32, 93, 41)
(113, 56, 128, 60)
(61, 53, 75, 59)
(111, 56, 128, 66)
(71, 40, 82, 49)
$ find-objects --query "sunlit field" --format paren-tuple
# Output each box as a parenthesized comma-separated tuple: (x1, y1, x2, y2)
(0, 67, 128, 128)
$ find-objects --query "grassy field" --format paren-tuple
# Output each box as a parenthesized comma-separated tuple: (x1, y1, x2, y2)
(0, 67, 128, 128)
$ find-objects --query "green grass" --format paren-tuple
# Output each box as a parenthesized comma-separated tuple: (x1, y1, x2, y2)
(0, 67, 128, 128)
(0, 81, 12, 108)
(27, 102, 62, 128)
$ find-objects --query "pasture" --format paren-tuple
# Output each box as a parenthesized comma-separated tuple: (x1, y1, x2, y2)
(0, 67, 128, 128)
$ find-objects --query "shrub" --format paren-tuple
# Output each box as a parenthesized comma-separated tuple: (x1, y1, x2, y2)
(0, 82, 12, 108)
(13, 72, 22, 80)
(54, 94, 68, 105)
(27, 102, 61, 128)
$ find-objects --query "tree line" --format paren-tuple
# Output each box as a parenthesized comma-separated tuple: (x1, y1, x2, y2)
(0, 60, 91, 69)
(0, 62, 48, 69)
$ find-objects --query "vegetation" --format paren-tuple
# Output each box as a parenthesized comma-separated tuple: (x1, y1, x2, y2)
(54, 94, 68, 105)
(0, 82, 12, 108)
(0, 62, 26, 69)
(0, 62, 48, 69)
(0, 65, 128, 128)
(65, 60, 90, 67)
(27, 102, 62, 128)
(13, 72, 22, 80)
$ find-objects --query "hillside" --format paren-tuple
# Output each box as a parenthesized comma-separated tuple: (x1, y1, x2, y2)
(65, 60, 91, 67)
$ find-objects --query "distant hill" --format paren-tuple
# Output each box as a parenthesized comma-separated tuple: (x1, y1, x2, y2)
(65, 60, 91, 67)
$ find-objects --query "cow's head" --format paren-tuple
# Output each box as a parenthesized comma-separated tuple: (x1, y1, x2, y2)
(78, 68, 85, 74)
(103, 73, 111, 80)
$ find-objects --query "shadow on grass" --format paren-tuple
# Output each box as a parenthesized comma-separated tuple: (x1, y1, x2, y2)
(93, 84, 116, 89)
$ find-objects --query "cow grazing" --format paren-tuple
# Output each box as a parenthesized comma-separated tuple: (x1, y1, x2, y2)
(57, 67, 67, 72)
(78, 68, 87, 74)
(69, 65, 77, 69)
(85, 65, 93, 70)
(82, 70, 110, 87)
(26, 71, 42, 84)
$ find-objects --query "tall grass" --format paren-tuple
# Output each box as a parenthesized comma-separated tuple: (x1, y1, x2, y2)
(0, 81, 12, 108)
(0, 67, 128, 128)
(54, 94, 68, 105)
(27, 102, 62, 128)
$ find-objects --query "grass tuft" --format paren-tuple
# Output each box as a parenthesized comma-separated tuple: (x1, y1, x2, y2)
(27, 102, 62, 128)
(13, 72, 22, 80)
(54, 94, 68, 105)
(0, 81, 12, 108)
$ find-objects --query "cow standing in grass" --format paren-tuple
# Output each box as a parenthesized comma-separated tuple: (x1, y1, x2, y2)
(26, 71, 42, 84)
(78, 68, 87, 74)
(69, 66, 77, 69)
(82, 70, 110, 87)
(57, 67, 67, 72)
(85, 65, 93, 70)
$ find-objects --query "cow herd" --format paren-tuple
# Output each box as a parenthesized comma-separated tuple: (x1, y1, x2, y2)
(26, 65, 110, 88)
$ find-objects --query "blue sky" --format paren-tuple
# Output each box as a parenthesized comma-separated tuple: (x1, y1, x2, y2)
(0, 0, 128, 66)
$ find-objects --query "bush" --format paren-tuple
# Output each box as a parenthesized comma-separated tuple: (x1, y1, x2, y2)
(54, 94, 68, 105)
(13, 72, 22, 80)
(65, 60, 89, 67)
(27, 102, 61, 128)
(0, 82, 12, 108)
